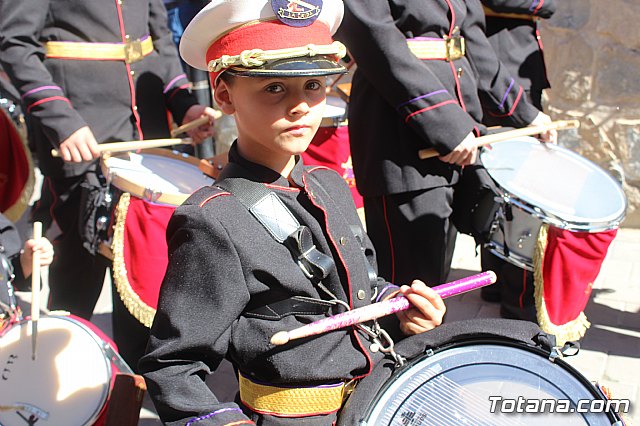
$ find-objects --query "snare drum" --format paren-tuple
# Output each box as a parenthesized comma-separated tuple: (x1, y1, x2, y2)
(0, 314, 123, 426)
(101, 148, 214, 326)
(302, 96, 364, 209)
(339, 319, 625, 425)
(479, 137, 627, 270)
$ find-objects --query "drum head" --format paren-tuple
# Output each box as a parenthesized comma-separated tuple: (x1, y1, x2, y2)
(0, 316, 112, 425)
(480, 137, 626, 231)
(360, 342, 616, 425)
(102, 148, 215, 206)
(324, 96, 347, 119)
(339, 320, 622, 426)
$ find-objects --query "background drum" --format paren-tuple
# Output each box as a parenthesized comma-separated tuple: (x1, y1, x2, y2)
(479, 136, 626, 271)
(338, 319, 625, 425)
(0, 314, 124, 425)
(100, 148, 214, 327)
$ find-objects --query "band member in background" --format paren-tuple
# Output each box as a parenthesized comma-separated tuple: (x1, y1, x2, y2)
(0, 0, 217, 369)
(139, 1, 445, 424)
(0, 213, 53, 293)
(479, 0, 557, 321)
(334, 0, 556, 289)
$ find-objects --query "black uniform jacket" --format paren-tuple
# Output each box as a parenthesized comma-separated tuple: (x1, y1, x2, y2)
(482, 0, 556, 94)
(335, 0, 540, 196)
(0, 0, 196, 178)
(140, 144, 402, 425)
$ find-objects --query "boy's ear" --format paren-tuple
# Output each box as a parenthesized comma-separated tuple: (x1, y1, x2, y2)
(213, 80, 235, 115)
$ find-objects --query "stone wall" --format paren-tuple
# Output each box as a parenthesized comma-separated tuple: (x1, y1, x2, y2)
(540, 0, 640, 227)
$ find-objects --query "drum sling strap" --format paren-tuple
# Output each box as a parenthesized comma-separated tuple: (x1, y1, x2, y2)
(215, 163, 336, 285)
(216, 165, 360, 416)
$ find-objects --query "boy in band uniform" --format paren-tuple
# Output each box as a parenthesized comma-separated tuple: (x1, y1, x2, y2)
(139, 1, 446, 425)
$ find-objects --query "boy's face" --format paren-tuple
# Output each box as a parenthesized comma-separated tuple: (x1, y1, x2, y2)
(215, 75, 327, 169)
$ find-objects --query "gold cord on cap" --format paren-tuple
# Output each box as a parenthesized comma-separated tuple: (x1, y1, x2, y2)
(207, 41, 347, 72)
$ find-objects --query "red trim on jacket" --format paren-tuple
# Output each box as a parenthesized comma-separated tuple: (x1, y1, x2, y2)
(302, 170, 374, 380)
(264, 183, 300, 192)
(382, 195, 396, 283)
(26, 96, 71, 113)
(114, 0, 144, 139)
(488, 86, 524, 118)
(404, 100, 458, 123)
(199, 192, 231, 207)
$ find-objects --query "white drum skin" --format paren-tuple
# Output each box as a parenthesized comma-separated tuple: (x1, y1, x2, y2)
(101, 148, 215, 206)
(0, 315, 112, 426)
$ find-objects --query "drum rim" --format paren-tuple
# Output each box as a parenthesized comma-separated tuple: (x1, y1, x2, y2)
(359, 338, 622, 425)
(480, 138, 627, 231)
(101, 148, 213, 206)
(0, 314, 113, 426)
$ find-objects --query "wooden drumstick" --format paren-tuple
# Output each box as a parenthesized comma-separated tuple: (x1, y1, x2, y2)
(170, 111, 222, 137)
(31, 221, 42, 360)
(270, 270, 497, 346)
(50, 138, 190, 158)
(418, 119, 580, 160)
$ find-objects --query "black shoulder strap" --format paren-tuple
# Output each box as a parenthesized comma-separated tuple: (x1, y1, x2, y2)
(216, 164, 335, 280)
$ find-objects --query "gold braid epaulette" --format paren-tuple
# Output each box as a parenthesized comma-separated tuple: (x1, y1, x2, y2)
(111, 193, 157, 328)
(534, 224, 590, 346)
(208, 41, 347, 72)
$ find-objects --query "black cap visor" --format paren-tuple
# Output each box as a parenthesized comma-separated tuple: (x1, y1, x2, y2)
(224, 55, 347, 78)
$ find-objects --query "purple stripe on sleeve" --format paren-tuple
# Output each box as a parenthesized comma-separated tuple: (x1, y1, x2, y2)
(396, 89, 448, 110)
(164, 73, 187, 93)
(529, 0, 540, 12)
(498, 79, 515, 110)
(185, 408, 243, 425)
(21, 85, 63, 100)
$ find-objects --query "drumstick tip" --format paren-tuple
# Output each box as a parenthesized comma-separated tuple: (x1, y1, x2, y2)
(486, 270, 497, 284)
(271, 331, 290, 346)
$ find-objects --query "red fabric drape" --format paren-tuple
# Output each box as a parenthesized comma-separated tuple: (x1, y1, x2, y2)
(0, 109, 29, 215)
(543, 227, 617, 325)
(122, 197, 175, 311)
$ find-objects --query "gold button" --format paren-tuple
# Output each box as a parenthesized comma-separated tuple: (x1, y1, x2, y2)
(357, 289, 366, 300)
(130, 70, 135, 76)
(133, 106, 138, 111)
(340, 237, 347, 245)
(125, 34, 130, 40)
(457, 67, 464, 78)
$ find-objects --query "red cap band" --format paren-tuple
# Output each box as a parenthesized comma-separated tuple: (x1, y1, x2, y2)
(206, 19, 333, 82)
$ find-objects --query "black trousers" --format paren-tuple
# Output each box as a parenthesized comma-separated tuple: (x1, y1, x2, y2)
(480, 247, 536, 322)
(111, 281, 151, 373)
(363, 187, 457, 287)
(31, 173, 108, 320)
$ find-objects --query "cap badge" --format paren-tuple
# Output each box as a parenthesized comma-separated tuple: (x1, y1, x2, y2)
(271, 0, 322, 27)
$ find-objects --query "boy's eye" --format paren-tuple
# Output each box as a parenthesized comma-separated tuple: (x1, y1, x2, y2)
(306, 80, 322, 90)
(265, 84, 284, 93)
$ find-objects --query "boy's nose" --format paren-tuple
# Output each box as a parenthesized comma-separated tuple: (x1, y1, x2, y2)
(289, 100, 310, 116)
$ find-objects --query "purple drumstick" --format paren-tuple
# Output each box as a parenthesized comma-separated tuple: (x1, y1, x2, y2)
(270, 270, 497, 345)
